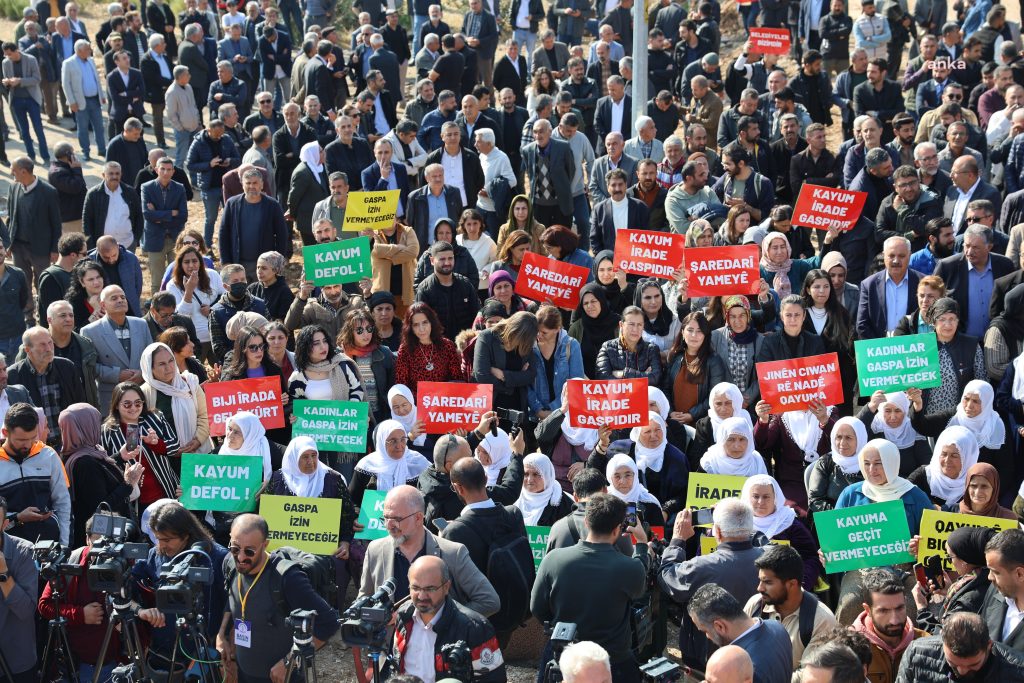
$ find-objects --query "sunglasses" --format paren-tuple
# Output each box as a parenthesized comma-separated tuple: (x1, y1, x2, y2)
(120, 400, 144, 409)
(228, 545, 257, 558)
(246, 343, 267, 353)
(259, 99, 272, 105)
(355, 325, 375, 335)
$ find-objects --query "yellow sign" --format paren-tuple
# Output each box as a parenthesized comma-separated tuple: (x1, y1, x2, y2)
(341, 190, 401, 231)
(918, 509, 1017, 571)
(259, 494, 343, 555)
(701, 536, 789, 554)
(686, 473, 747, 510)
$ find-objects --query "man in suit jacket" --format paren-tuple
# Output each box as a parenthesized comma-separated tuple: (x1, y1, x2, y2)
(462, 0, 499, 88)
(531, 31, 570, 78)
(81, 285, 154, 413)
(217, 23, 254, 107)
(220, 169, 290, 276)
(5, 158, 62, 292)
(933, 225, 1015, 337)
(304, 41, 336, 115)
(361, 139, 410, 220)
(454, 95, 496, 150)
(594, 77, 632, 156)
(406, 163, 464, 248)
(257, 24, 293, 104)
(178, 24, 210, 114)
(424, 122, 485, 209)
(63, 42, 107, 160)
(106, 50, 145, 133)
(140, 35, 175, 149)
(367, 35, 401, 104)
(591, 167, 650, 253)
(1, 45, 49, 163)
(944, 156, 1003, 233)
(491, 39, 528, 106)
(587, 133, 638, 202)
(271, 103, 317, 207)
(363, 71, 399, 134)
(521, 119, 575, 228)
(982, 529, 1024, 653)
(856, 236, 924, 340)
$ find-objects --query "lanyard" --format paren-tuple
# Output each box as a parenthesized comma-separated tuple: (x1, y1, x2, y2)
(237, 556, 269, 620)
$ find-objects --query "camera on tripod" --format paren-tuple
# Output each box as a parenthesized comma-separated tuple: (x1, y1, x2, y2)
(34, 540, 83, 583)
(541, 622, 578, 683)
(340, 579, 396, 651)
(155, 551, 213, 616)
(640, 656, 683, 682)
(287, 609, 317, 639)
(86, 513, 148, 594)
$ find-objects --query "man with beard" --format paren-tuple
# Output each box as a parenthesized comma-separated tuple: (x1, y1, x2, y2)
(219, 169, 290, 279)
(850, 569, 927, 682)
(415, 241, 480, 342)
(312, 171, 349, 231)
(665, 159, 727, 233)
(769, 114, 808, 204)
(885, 113, 916, 168)
(324, 115, 373, 191)
(713, 144, 775, 223)
(628, 159, 669, 230)
(743, 545, 836, 669)
(913, 141, 951, 198)
(876, 164, 943, 251)
(982, 529, 1024, 653)
(898, 612, 1024, 681)
(849, 146, 893, 220)
(909, 217, 954, 277)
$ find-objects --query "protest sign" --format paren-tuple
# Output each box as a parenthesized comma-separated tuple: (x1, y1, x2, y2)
(748, 27, 791, 53)
(261, 495, 343, 554)
(341, 189, 401, 232)
(418, 382, 493, 433)
(612, 230, 686, 279)
(815, 500, 914, 573)
(514, 251, 589, 309)
(855, 333, 942, 394)
(292, 400, 369, 451)
(917, 509, 1016, 572)
(792, 184, 868, 231)
(179, 453, 262, 512)
(686, 473, 748, 526)
(683, 245, 760, 298)
(527, 526, 550, 570)
(354, 489, 389, 541)
(566, 378, 649, 429)
(756, 352, 844, 413)
(701, 536, 788, 554)
(205, 376, 285, 437)
(302, 236, 372, 286)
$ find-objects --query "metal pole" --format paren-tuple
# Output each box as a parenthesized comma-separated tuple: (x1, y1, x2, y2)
(631, 0, 648, 124)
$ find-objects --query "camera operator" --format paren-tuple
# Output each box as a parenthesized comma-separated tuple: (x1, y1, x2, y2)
(37, 513, 124, 682)
(530, 493, 649, 683)
(0, 494, 40, 683)
(217, 513, 340, 683)
(391, 555, 506, 683)
(545, 468, 631, 555)
(130, 501, 229, 656)
(559, 641, 612, 683)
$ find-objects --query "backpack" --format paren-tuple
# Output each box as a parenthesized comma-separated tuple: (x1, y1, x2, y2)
(461, 506, 536, 632)
(225, 546, 338, 621)
(750, 590, 820, 648)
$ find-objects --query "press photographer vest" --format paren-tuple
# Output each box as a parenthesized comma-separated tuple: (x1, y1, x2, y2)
(227, 555, 295, 677)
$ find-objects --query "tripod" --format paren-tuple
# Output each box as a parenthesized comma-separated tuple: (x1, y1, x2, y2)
(283, 625, 319, 683)
(92, 588, 148, 683)
(39, 572, 78, 683)
(166, 614, 219, 683)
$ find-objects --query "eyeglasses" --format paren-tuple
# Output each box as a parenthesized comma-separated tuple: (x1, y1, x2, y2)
(355, 325, 375, 335)
(120, 400, 144, 409)
(246, 343, 267, 353)
(259, 99, 272, 105)
(228, 545, 258, 558)
(379, 511, 418, 525)
(181, 239, 200, 247)
(409, 581, 448, 594)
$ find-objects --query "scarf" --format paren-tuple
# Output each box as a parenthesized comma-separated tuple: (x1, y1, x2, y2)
(300, 141, 324, 176)
(219, 411, 273, 482)
(633, 279, 674, 337)
(760, 233, 793, 297)
(708, 382, 752, 441)
(700, 416, 767, 477)
(478, 428, 513, 486)
(282, 436, 329, 497)
(630, 412, 668, 473)
(355, 419, 430, 492)
(140, 342, 206, 449)
(741, 474, 796, 539)
(853, 612, 917, 660)
(781, 407, 831, 464)
(388, 384, 426, 447)
(303, 352, 354, 405)
(560, 406, 600, 451)
(346, 341, 377, 358)
(574, 281, 621, 337)
(514, 452, 565, 525)
(948, 380, 1006, 450)
(962, 463, 1016, 519)
(605, 453, 661, 506)
(859, 439, 916, 502)
(831, 416, 868, 475)
(869, 392, 920, 449)
(60, 403, 116, 493)
(648, 387, 671, 421)
(724, 295, 758, 344)
(925, 426, 980, 504)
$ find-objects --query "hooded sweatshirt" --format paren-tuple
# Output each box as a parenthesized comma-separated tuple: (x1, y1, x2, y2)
(0, 441, 71, 546)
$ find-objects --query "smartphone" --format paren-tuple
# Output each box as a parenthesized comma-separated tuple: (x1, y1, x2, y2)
(125, 424, 140, 452)
(624, 503, 638, 529)
(923, 555, 946, 589)
(693, 508, 715, 526)
(914, 564, 929, 590)
(434, 518, 449, 532)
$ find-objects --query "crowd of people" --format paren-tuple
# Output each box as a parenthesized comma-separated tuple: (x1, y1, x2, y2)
(5, 0, 1024, 680)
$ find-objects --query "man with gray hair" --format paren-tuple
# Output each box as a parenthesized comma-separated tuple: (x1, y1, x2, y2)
(934, 223, 1014, 338)
(849, 146, 895, 220)
(61, 40, 106, 159)
(559, 642, 612, 683)
(82, 160, 143, 250)
(659, 498, 764, 669)
(594, 75, 631, 156)
(105, 117, 148, 187)
(165, 65, 200, 168)
(624, 115, 664, 163)
(474, 127, 516, 239)
(856, 235, 921, 339)
(913, 140, 951, 199)
(208, 60, 247, 120)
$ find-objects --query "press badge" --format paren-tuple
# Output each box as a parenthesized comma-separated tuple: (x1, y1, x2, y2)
(234, 619, 252, 648)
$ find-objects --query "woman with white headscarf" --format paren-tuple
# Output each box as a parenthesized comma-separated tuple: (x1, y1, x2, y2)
(350, 420, 431, 506)
(536, 383, 601, 493)
(908, 426, 980, 507)
(741, 474, 823, 590)
(604, 454, 664, 526)
(288, 141, 330, 245)
(476, 429, 513, 486)
(219, 411, 281, 481)
(513, 452, 573, 526)
(859, 390, 929, 476)
(689, 382, 753, 468)
(699, 416, 768, 477)
(387, 384, 427, 450)
(835, 439, 934, 534)
(139, 342, 213, 454)
(754, 396, 834, 514)
(808, 417, 868, 514)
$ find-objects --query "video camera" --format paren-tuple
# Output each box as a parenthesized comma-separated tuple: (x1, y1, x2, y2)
(340, 579, 396, 651)
(493, 408, 526, 437)
(541, 622, 578, 683)
(155, 546, 213, 616)
(640, 656, 683, 683)
(87, 513, 148, 593)
(33, 540, 83, 583)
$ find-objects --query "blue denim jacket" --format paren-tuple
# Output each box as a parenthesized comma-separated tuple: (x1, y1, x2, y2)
(528, 329, 584, 414)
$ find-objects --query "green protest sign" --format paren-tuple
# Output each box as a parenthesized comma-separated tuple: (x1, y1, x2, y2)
(354, 489, 389, 540)
(291, 400, 369, 451)
(815, 500, 914, 574)
(302, 236, 372, 285)
(179, 453, 263, 512)
(527, 526, 551, 570)
(854, 333, 941, 394)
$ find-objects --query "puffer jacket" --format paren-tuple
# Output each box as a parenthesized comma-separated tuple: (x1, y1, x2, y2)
(895, 638, 1024, 682)
(185, 129, 240, 192)
(914, 571, 991, 635)
(595, 337, 663, 386)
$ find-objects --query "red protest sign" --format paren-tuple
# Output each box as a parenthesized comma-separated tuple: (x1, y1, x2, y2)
(514, 252, 589, 310)
(683, 245, 760, 297)
(566, 378, 649, 429)
(418, 382, 493, 434)
(792, 184, 868, 231)
(756, 352, 844, 413)
(612, 230, 686, 279)
(749, 28, 791, 54)
(204, 376, 285, 437)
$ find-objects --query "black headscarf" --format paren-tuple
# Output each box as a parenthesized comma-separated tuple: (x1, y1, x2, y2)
(946, 525, 996, 568)
(990, 283, 1024, 353)
(571, 282, 621, 369)
(633, 279, 674, 337)
(589, 250, 624, 314)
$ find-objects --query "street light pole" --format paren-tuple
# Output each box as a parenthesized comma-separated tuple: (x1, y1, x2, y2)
(631, 0, 648, 124)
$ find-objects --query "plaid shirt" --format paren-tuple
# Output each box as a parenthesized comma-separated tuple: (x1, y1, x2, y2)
(1006, 132, 1024, 195)
(657, 158, 684, 189)
(28, 363, 61, 449)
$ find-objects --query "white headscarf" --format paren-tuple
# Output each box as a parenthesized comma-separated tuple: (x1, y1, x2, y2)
(355, 420, 430, 492)
(300, 141, 324, 176)
(630, 412, 668, 473)
(477, 428, 513, 486)
(140, 342, 208, 450)
(708, 382, 752, 441)
(388, 384, 426, 447)
(219, 411, 273, 481)
(741, 474, 796, 539)
(1012, 350, 1024, 400)
(647, 387, 671, 421)
(700, 416, 767, 477)
(859, 439, 916, 502)
(281, 436, 329, 498)
(948, 380, 1006, 450)
(869, 392, 921, 449)
(604, 453, 660, 506)
(830, 416, 868, 475)
(781, 407, 832, 464)
(560, 411, 599, 450)
(514, 452, 565, 525)
(925, 426, 980, 504)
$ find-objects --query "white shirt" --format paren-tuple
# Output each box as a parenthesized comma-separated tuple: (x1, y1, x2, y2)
(405, 605, 444, 682)
(610, 97, 625, 138)
(221, 12, 245, 29)
(166, 269, 224, 343)
(103, 184, 134, 248)
(477, 147, 516, 213)
(1005, 597, 1024, 641)
(515, 0, 531, 28)
(442, 149, 467, 205)
(611, 196, 629, 231)
(951, 177, 981, 231)
(463, 498, 496, 514)
(373, 92, 391, 136)
(0, 390, 11, 423)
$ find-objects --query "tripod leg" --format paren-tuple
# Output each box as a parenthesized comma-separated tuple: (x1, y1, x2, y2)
(56, 623, 80, 683)
(90, 616, 119, 683)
